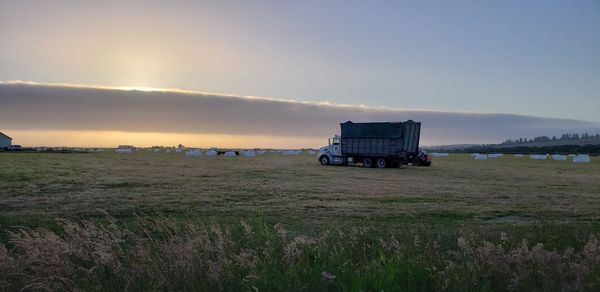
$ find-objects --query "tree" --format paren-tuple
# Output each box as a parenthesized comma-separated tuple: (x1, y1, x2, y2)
(534, 136, 550, 142)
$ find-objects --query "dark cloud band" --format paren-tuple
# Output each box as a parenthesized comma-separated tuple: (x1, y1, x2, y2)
(1, 82, 598, 145)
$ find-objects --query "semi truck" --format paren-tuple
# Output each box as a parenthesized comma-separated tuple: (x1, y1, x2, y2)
(317, 120, 431, 168)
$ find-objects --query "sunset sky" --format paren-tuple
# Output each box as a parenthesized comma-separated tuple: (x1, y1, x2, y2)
(1, 1, 599, 147)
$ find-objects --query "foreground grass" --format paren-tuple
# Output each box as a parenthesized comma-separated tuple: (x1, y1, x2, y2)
(1, 152, 599, 290)
(2, 213, 600, 291)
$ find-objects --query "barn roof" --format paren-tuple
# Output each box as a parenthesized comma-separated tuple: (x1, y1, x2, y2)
(0, 132, 12, 140)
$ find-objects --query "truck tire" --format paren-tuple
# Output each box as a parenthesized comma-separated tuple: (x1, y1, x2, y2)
(319, 155, 330, 165)
(422, 161, 432, 167)
(412, 158, 421, 166)
(363, 157, 374, 168)
(376, 158, 387, 168)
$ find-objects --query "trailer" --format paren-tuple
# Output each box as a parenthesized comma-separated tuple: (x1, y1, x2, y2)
(317, 121, 431, 168)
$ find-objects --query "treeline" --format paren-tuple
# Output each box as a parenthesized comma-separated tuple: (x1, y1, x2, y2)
(502, 132, 600, 145)
(460, 144, 600, 155)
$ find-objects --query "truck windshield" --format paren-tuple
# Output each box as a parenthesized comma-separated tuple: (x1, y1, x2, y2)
(332, 138, 340, 145)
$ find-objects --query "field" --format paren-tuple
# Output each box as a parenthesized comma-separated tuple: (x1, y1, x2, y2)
(1, 152, 600, 291)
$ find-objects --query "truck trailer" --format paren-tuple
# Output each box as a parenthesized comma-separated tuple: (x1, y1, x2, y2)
(317, 121, 431, 168)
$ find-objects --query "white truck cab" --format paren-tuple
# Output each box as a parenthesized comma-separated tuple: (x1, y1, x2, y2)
(317, 135, 343, 165)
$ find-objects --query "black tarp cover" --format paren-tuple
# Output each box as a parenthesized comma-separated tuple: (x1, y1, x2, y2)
(340, 121, 405, 138)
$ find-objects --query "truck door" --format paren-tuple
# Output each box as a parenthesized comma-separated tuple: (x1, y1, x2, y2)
(331, 137, 341, 155)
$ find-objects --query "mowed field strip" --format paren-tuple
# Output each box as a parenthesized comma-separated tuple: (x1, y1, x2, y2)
(1, 152, 599, 224)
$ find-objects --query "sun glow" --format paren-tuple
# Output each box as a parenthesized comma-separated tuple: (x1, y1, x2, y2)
(116, 86, 163, 92)
(6, 130, 322, 149)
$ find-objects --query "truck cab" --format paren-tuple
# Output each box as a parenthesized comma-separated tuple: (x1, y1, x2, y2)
(318, 135, 342, 165)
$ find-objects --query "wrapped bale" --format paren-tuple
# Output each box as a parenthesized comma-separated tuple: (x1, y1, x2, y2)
(185, 150, 202, 157)
(573, 154, 590, 163)
(240, 151, 256, 157)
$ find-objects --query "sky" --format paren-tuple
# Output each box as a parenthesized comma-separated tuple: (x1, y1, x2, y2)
(1, 0, 599, 147)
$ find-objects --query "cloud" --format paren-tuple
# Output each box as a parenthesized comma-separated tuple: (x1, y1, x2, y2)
(1, 81, 599, 145)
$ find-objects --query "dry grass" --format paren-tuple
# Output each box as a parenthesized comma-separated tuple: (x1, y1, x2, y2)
(1, 215, 600, 291)
(1, 152, 600, 290)
(1, 152, 599, 223)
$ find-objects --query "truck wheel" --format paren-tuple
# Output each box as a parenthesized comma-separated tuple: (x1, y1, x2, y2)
(376, 158, 387, 168)
(363, 157, 374, 168)
(412, 158, 421, 166)
(423, 161, 431, 167)
(319, 155, 330, 165)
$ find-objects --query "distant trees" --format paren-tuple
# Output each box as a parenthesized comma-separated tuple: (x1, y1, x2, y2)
(462, 144, 600, 155)
(501, 132, 600, 145)
(533, 136, 550, 142)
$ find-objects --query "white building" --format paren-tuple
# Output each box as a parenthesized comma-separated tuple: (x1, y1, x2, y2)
(0, 132, 12, 148)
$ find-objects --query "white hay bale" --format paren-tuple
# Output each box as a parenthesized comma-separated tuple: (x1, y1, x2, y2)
(551, 154, 567, 161)
(153, 149, 161, 153)
(185, 149, 202, 157)
(175, 148, 183, 153)
(256, 150, 266, 155)
(514, 154, 524, 158)
(223, 151, 237, 157)
(573, 154, 590, 163)
(530, 154, 547, 160)
(474, 154, 487, 160)
(307, 150, 316, 155)
(431, 153, 449, 157)
(205, 150, 218, 157)
(240, 150, 256, 157)
(115, 148, 132, 154)
(282, 150, 300, 155)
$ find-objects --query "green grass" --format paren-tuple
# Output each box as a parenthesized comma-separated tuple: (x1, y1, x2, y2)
(1, 152, 599, 290)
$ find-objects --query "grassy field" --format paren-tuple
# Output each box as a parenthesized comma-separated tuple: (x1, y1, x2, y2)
(1, 152, 600, 291)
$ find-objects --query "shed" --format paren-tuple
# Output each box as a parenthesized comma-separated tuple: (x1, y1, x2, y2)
(0, 132, 12, 148)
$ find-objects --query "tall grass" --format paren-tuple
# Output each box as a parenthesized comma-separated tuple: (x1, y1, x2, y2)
(1, 214, 600, 291)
